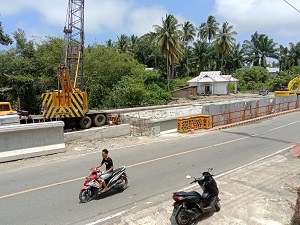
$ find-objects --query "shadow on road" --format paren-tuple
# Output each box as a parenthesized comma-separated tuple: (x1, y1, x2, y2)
(170, 211, 215, 225)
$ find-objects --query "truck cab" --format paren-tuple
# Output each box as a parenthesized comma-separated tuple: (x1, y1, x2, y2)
(0, 102, 18, 116)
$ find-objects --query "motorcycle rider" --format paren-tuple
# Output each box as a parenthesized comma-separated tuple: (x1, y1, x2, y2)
(95, 149, 114, 193)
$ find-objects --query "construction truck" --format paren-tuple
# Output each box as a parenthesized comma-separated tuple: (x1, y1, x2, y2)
(274, 76, 300, 97)
(42, 0, 110, 129)
(0, 102, 18, 116)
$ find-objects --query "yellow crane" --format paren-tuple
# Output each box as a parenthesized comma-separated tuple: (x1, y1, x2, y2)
(274, 76, 300, 97)
(42, 0, 108, 129)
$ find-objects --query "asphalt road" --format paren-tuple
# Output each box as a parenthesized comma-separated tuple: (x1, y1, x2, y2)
(0, 112, 299, 225)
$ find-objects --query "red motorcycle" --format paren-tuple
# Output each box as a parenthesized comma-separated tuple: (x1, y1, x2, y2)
(79, 166, 128, 203)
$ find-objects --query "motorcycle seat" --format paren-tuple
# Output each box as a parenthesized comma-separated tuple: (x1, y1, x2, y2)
(173, 191, 202, 198)
(173, 191, 202, 202)
(111, 166, 125, 176)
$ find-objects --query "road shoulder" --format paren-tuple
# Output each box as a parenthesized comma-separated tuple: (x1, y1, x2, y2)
(105, 149, 300, 225)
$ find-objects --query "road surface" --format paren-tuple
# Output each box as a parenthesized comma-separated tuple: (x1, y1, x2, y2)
(0, 111, 299, 225)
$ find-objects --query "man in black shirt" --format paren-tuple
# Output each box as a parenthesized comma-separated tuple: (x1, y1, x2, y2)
(95, 149, 114, 193)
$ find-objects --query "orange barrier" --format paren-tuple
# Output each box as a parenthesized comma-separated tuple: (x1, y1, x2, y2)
(177, 115, 210, 133)
(211, 99, 300, 128)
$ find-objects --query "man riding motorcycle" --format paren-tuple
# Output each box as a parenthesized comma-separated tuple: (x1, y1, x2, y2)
(94, 149, 114, 193)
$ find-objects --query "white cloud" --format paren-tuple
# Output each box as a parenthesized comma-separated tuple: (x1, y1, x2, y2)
(214, 0, 300, 40)
(0, 0, 171, 38)
(127, 6, 167, 36)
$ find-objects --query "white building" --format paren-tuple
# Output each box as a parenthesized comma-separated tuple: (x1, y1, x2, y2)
(188, 71, 239, 95)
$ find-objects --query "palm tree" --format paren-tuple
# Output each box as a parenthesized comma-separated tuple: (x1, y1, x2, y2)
(288, 42, 300, 67)
(242, 32, 260, 66)
(116, 34, 130, 53)
(213, 22, 237, 70)
(256, 35, 278, 67)
(105, 39, 115, 48)
(182, 21, 196, 76)
(243, 32, 278, 68)
(197, 16, 219, 43)
(230, 43, 245, 69)
(192, 40, 211, 72)
(197, 22, 207, 41)
(278, 45, 289, 71)
(153, 14, 183, 90)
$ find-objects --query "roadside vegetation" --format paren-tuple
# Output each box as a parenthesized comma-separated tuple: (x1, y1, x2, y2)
(0, 15, 300, 114)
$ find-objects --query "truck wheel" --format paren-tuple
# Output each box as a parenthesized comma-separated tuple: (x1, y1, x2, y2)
(93, 114, 106, 127)
(79, 116, 92, 129)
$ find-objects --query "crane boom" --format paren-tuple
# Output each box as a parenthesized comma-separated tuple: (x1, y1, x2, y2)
(60, 0, 84, 91)
(42, 0, 109, 129)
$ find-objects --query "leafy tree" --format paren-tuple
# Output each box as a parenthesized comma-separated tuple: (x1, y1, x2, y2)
(134, 32, 163, 69)
(0, 20, 13, 45)
(233, 66, 270, 91)
(84, 44, 170, 109)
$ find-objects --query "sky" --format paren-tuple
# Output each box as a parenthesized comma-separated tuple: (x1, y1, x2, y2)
(0, 0, 300, 50)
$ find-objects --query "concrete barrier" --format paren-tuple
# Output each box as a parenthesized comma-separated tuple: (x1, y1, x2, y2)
(0, 115, 20, 126)
(0, 121, 65, 162)
(148, 96, 300, 134)
(64, 124, 131, 143)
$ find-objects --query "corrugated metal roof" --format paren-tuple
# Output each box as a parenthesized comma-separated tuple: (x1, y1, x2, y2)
(188, 71, 238, 83)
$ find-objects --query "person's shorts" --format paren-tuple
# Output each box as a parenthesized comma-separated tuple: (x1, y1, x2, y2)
(99, 172, 113, 181)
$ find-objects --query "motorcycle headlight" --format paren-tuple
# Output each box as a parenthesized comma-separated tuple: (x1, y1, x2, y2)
(86, 176, 89, 180)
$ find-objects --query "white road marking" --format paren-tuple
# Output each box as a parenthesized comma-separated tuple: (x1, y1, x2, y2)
(85, 206, 136, 225)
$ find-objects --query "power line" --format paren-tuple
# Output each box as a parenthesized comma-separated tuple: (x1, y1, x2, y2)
(283, 0, 300, 14)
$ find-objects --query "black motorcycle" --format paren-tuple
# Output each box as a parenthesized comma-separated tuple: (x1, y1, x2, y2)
(172, 168, 220, 225)
(79, 166, 128, 203)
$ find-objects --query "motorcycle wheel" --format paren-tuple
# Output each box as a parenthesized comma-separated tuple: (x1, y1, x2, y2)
(175, 209, 192, 225)
(118, 175, 128, 191)
(79, 189, 93, 203)
(215, 200, 221, 212)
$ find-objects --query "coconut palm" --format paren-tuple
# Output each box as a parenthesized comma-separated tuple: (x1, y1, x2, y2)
(242, 32, 260, 66)
(230, 43, 245, 69)
(153, 14, 183, 90)
(192, 40, 211, 72)
(181, 21, 196, 76)
(213, 22, 237, 70)
(197, 16, 219, 43)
